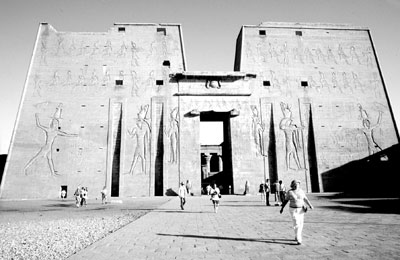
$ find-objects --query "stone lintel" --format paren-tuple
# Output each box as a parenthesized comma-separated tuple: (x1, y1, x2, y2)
(171, 71, 257, 81)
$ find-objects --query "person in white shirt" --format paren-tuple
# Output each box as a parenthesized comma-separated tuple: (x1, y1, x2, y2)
(210, 183, 221, 213)
(280, 180, 314, 245)
(178, 182, 187, 210)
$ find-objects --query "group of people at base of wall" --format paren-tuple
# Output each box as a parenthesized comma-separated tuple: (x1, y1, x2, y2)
(73, 186, 89, 207)
(60, 179, 312, 245)
(179, 180, 221, 213)
(60, 185, 108, 207)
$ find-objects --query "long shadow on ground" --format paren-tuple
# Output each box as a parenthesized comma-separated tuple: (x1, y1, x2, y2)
(157, 233, 296, 245)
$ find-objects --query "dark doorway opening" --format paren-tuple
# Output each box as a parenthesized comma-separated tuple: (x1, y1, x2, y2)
(200, 111, 233, 195)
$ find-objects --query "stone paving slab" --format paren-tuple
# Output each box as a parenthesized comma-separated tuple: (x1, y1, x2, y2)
(68, 194, 400, 260)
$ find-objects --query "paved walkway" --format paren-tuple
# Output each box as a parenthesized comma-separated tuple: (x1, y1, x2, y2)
(68, 194, 400, 260)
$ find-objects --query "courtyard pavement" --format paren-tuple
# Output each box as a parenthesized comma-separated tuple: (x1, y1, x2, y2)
(68, 193, 400, 260)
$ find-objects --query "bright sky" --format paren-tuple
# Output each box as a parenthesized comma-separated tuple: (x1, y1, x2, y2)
(0, 0, 399, 154)
(200, 122, 223, 145)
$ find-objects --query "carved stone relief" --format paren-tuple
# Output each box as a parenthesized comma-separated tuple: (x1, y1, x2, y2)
(279, 102, 303, 170)
(364, 46, 374, 68)
(326, 46, 337, 64)
(51, 71, 60, 86)
(130, 41, 140, 66)
(251, 38, 373, 68)
(90, 41, 100, 56)
(357, 104, 383, 155)
(33, 75, 43, 97)
(250, 105, 266, 157)
(147, 70, 156, 90)
(371, 72, 382, 99)
(337, 44, 350, 64)
(102, 69, 111, 86)
(118, 42, 128, 57)
(64, 70, 73, 86)
(130, 70, 139, 96)
(56, 37, 66, 56)
(103, 40, 113, 57)
(165, 107, 179, 164)
(205, 80, 221, 89)
(24, 104, 78, 176)
(127, 104, 151, 175)
(350, 46, 361, 65)
(352, 72, 363, 92)
(318, 71, 329, 92)
(40, 40, 47, 65)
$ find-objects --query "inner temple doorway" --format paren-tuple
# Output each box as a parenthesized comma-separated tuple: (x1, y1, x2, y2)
(200, 111, 233, 194)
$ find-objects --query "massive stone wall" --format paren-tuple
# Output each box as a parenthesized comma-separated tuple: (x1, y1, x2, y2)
(1, 23, 184, 199)
(236, 23, 398, 192)
(0, 22, 398, 199)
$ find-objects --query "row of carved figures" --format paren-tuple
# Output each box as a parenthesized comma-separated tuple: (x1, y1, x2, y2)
(251, 102, 384, 171)
(261, 70, 383, 98)
(32, 68, 170, 97)
(39, 36, 180, 65)
(247, 41, 375, 67)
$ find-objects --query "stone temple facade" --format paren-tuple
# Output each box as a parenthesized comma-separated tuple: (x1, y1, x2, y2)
(1, 22, 398, 199)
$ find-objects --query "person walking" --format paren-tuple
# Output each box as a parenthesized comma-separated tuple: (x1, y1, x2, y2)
(178, 181, 187, 210)
(101, 186, 107, 204)
(265, 179, 271, 206)
(279, 180, 286, 203)
(210, 183, 221, 213)
(186, 180, 192, 196)
(81, 187, 88, 207)
(259, 181, 266, 202)
(273, 180, 281, 205)
(280, 180, 314, 245)
(206, 184, 212, 195)
(74, 186, 82, 208)
(60, 189, 66, 200)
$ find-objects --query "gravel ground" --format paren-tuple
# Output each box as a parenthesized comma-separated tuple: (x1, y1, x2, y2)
(0, 198, 171, 259)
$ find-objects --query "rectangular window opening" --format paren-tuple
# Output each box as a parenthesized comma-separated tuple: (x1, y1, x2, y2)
(263, 80, 271, 87)
(157, 27, 166, 35)
(156, 80, 164, 85)
(118, 27, 125, 32)
(115, 80, 123, 85)
(259, 30, 266, 36)
(162, 60, 171, 67)
(295, 31, 303, 36)
(301, 81, 308, 87)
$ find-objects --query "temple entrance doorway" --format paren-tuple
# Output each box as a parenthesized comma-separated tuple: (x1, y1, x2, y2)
(200, 111, 233, 195)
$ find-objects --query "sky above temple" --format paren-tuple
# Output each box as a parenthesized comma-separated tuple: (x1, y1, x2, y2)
(0, 0, 399, 153)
